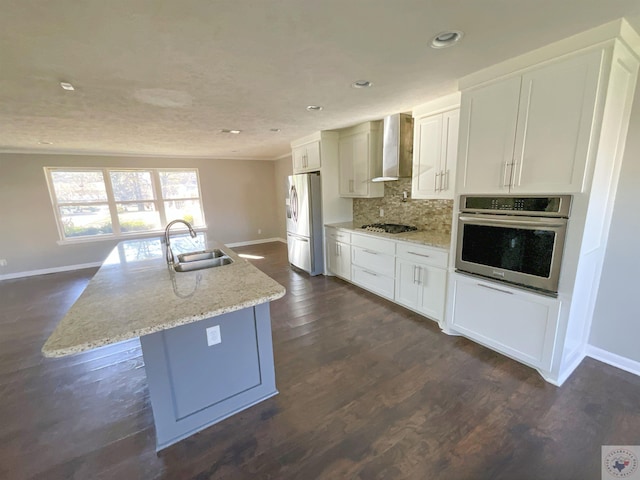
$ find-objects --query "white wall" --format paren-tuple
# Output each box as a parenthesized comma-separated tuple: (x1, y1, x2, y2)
(273, 155, 293, 239)
(589, 79, 640, 363)
(0, 153, 280, 276)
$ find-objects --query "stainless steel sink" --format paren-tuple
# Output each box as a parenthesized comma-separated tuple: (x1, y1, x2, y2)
(172, 249, 234, 272)
(177, 249, 225, 263)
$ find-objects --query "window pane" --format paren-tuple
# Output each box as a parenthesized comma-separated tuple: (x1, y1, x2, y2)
(117, 202, 161, 232)
(164, 199, 204, 226)
(51, 171, 107, 203)
(160, 171, 199, 199)
(110, 171, 154, 201)
(60, 205, 112, 237)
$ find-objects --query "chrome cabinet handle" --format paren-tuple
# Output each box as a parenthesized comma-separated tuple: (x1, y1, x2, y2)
(413, 265, 422, 284)
(434, 171, 440, 192)
(408, 251, 430, 258)
(363, 249, 378, 255)
(444, 169, 449, 191)
(503, 162, 515, 187)
(477, 283, 513, 295)
(362, 269, 378, 277)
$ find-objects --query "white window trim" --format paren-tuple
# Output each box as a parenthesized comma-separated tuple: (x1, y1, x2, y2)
(44, 167, 207, 245)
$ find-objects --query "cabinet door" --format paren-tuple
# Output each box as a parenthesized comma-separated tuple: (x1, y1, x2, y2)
(440, 109, 459, 198)
(326, 235, 339, 276)
(352, 131, 370, 196)
(305, 141, 321, 171)
(336, 242, 351, 280)
(511, 50, 602, 193)
(419, 265, 447, 321)
(457, 77, 521, 194)
(411, 115, 443, 199)
(292, 146, 306, 173)
(449, 274, 560, 370)
(395, 259, 422, 311)
(339, 135, 355, 196)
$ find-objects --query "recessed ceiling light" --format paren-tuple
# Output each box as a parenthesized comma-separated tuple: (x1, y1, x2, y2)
(352, 80, 372, 88)
(306, 105, 323, 111)
(220, 129, 241, 134)
(270, 128, 281, 132)
(430, 30, 464, 49)
(60, 82, 75, 91)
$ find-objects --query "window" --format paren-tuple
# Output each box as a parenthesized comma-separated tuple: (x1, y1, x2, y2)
(45, 168, 205, 242)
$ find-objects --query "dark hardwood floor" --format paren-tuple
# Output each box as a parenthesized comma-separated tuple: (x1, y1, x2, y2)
(1, 241, 639, 479)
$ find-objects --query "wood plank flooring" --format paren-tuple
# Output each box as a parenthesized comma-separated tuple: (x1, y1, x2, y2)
(1, 241, 639, 479)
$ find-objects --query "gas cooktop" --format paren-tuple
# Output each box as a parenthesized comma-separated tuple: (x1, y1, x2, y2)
(361, 223, 418, 234)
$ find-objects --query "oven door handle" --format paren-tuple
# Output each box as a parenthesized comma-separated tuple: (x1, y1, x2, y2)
(458, 215, 566, 228)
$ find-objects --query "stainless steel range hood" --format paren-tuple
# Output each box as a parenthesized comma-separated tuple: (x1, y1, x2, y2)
(372, 113, 414, 182)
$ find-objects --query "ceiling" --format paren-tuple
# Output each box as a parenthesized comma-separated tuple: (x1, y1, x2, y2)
(2, 1, 640, 160)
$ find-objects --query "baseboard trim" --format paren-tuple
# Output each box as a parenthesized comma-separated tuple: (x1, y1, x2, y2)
(0, 262, 102, 281)
(226, 237, 286, 247)
(586, 344, 640, 377)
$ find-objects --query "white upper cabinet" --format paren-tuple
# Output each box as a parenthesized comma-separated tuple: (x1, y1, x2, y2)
(411, 108, 460, 199)
(511, 50, 603, 193)
(457, 49, 603, 194)
(291, 137, 321, 173)
(338, 122, 384, 198)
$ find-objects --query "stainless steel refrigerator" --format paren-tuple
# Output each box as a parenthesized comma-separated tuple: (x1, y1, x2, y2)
(286, 172, 323, 276)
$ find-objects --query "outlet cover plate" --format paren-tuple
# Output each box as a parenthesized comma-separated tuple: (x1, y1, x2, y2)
(206, 325, 221, 346)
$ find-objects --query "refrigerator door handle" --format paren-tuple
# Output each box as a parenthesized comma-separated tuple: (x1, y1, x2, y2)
(287, 233, 309, 242)
(290, 186, 299, 222)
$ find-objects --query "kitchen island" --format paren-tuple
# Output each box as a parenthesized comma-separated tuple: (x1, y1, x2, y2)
(42, 236, 286, 450)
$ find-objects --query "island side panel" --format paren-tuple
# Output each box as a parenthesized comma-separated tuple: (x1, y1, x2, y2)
(140, 302, 278, 451)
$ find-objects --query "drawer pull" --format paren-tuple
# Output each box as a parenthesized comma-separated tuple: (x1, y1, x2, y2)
(362, 269, 378, 277)
(477, 283, 513, 295)
(408, 251, 430, 258)
(363, 249, 379, 255)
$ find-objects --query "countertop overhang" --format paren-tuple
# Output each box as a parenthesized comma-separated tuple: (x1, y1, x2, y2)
(42, 237, 286, 358)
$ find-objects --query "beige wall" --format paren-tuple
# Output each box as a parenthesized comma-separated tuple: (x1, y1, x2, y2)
(273, 155, 293, 239)
(0, 153, 280, 276)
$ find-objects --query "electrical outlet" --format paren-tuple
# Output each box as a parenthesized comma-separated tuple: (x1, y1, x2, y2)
(206, 325, 221, 346)
(258, 228, 262, 234)
(0, 259, 7, 267)
(379, 208, 384, 217)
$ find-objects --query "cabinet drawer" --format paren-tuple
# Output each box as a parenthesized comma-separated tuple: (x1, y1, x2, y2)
(351, 233, 395, 255)
(396, 242, 448, 268)
(352, 265, 394, 300)
(352, 246, 395, 277)
(326, 228, 351, 244)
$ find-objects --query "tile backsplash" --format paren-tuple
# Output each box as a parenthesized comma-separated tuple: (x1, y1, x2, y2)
(353, 178, 453, 235)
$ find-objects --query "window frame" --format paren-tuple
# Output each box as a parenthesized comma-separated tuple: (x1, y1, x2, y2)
(44, 167, 207, 244)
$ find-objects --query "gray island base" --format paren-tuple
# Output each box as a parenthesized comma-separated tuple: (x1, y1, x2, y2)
(42, 236, 286, 452)
(141, 303, 277, 450)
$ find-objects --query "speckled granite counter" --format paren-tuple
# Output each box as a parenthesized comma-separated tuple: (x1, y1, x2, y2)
(325, 221, 451, 250)
(42, 236, 286, 358)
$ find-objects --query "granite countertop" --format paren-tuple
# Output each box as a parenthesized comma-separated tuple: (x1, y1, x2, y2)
(325, 222, 451, 250)
(42, 236, 286, 358)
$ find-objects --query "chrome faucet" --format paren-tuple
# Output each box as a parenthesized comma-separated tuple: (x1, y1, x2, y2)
(164, 219, 197, 266)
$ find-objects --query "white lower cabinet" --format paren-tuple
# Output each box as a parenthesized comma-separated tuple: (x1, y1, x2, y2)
(448, 273, 560, 371)
(395, 243, 448, 321)
(325, 228, 449, 321)
(350, 234, 396, 300)
(325, 227, 351, 280)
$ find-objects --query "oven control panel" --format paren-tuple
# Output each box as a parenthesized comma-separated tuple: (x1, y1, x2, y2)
(460, 195, 571, 217)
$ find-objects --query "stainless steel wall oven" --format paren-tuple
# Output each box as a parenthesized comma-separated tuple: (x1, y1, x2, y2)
(456, 195, 572, 294)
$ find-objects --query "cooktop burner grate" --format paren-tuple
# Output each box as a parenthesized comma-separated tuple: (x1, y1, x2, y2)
(361, 223, 418, 234)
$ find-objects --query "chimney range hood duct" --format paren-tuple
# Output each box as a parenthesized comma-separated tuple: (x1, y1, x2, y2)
(372, 113, 414, 182)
